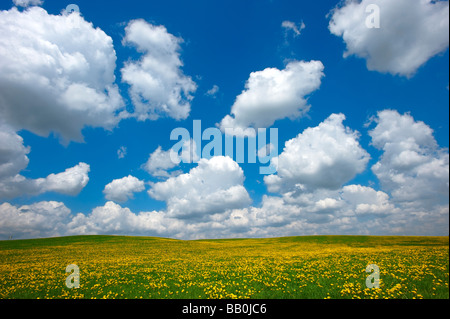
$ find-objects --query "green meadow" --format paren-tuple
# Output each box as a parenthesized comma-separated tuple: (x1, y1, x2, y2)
(0, 235, 448, 299)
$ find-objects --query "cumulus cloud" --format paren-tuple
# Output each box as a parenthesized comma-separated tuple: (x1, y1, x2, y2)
(1, 110, 448, 240)
(0, 201, 71, 239)
(12, 0, 43, 7)
(339, 184, 395, 217)
(66, 201, 184, 237)
(0, 162, 90, 199)
(39, 163, 90, 195)
(143, 140, 198, 178)
(368, 110, 449, 209)
(219, 60, 324, 136)
(264, 113, 370, 193)
(148, 156, 251, 218)
(103, 175, 145, 203)
(0, 122, 30, 180)
(258, 143, 275, 160)
(328, 0, 449, 77)
(121, 19, 197, 121)
(0, 122, 90, 199)
(0, 7, 124, 142)
(143, 146, 179, 178)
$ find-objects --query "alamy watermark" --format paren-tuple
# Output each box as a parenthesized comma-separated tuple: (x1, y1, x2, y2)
(65, 264, 80, 289)
(63, 4, 81, 29)
(365, 264, 380, 289)
(169, 121, 278, 175)
(365, 4, 381, 29)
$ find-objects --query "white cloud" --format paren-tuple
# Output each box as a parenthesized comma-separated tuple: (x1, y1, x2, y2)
(0, 122, 90, 199)
(340, 184, 395, 217)
(328, 0, 449, 77)
(0, 201, 71, 239)
(148, 156, 251, 218)
(264, 113, 370, 193)
(258, 143, 275, 159)
(282, 20, 305, 37)
(0, 7, 125, 142)
(219, 60, 324, 136)
(0, 162, 90, 199)
(103, 175, 145, 203)
(121, 19, 197, 121)
(369, 110, 449, 209)
(12, 0, 43, 7)
(40, 163, 90, 195)
(143, 146, 179, 178)
(205, 84, 219, 98)
(143, 140, 198, 178)
(0, 122, 30, 180)
(66, 201, 186, 238)
(1, 109, 448, 239)
(117, 146, 127, 159)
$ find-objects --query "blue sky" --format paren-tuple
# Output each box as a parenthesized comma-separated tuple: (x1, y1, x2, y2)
(0, 0, 448, 239)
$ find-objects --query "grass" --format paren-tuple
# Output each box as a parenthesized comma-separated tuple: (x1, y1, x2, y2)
(0, 235, 448, 299)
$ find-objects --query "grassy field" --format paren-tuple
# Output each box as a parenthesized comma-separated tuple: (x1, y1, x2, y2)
(0, 235, 448, 299)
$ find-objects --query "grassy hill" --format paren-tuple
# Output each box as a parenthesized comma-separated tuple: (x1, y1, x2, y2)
(0, 235, 448, 299)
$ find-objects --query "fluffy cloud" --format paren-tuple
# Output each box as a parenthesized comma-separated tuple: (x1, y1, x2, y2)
(1, 110, 448, 240)
(199, 185, 394, 238)
(264, 113, 370, 193)
(148, 156, 251, 218)
(0, 122, 90, 199)
(369, 110, 449, 209)
(219, 60, 324, 136)
(66, 201, 188, 238)
(143, 140, 198, 178)
(282, 20, 306, 37)
(143, 146, 179, 178)
(12, 0, 43, 7)
(0, 162, 90, 199)
(0, 122, 30, 180)
(121, 19, 197, 121)
(328, 0, 449, 77)
(339, 184, 395, 217)
(38, 163, 90, 195)
(103, 175, 145, 203)
(0, 7, 124, 142)
(0, 201, 71, 239)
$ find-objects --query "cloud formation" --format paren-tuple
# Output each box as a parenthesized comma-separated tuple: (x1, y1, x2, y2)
(121, 19, 197, 121)
(1, 108, 448, 240)
(282, 20, 306, 37)
(264, 113, 370, 193)
(143, 140, 199, 178)
(0, 122, 30, 180)
(117, 146, 127, 159)
(12, 0, 42, 7)
(0, 122, 90, 199)
(0, 201, 71, 239)
(205, 85, 220, 98)
(0, 7, 125, 142)
(328, 0, 449, 77)
(66, 201, 184, 237)
(0, 162, 90, 200)
(369, 110, 449, 210)
(148, 156, 251, 218)
(103, 175, 145, 203)
(219, 60, 324, 135)
(0, 3, 447, 241)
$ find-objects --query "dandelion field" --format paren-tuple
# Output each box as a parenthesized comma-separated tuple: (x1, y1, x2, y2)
(0, 235, 448, 299)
